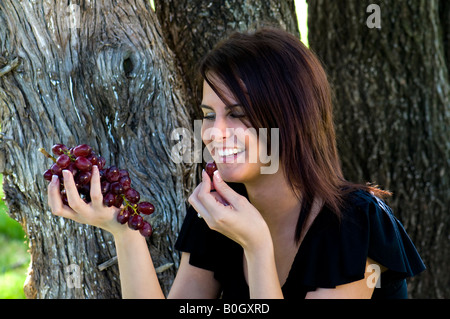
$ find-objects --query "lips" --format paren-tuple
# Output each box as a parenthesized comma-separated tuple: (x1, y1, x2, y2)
(216, 147, 245, 157)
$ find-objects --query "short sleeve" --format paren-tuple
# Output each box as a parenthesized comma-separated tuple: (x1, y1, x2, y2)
(175, 204, 221, 271)
(285, 190, 426, 292)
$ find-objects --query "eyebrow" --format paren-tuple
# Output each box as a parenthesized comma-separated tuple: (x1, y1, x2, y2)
(201, 103, 242, 110)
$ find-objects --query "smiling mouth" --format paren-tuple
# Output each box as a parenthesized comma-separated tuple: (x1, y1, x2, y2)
(216, 148, 245, 157)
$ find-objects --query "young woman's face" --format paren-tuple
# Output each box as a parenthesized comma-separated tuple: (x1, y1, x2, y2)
(201, 80, 264, 183)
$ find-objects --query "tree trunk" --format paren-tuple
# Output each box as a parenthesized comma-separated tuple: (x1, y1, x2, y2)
(0, 0, 193, 298)
(441, 0, 450, 70)
(154, 0, 300, 119)
(308, 0, 450, 298)
(0, 0, 300, 298)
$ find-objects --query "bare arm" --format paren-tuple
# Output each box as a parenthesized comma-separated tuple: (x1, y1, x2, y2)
(305, 259, 378, 299)
(113, 228, 164, 298)
(47, 166, 220, 299)
(243, 238, 282, 299)
(169, 252, 221, 298)
(114, 230, 221, 298)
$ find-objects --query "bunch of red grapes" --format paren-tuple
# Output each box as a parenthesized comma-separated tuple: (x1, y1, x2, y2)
(40, 143, 154, 237)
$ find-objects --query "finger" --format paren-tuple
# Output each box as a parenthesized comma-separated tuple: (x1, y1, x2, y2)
(210, 191, 229, 206)
(201, 169, 213, 192)
(188, 182, 210, 220)
(197, 170, 233, 212)
(199, 170, 229, 205)
(197, 170, 213, 201)
(47, 175, 78, 219)
(62, 169, 87, 211)
(89, 166, 103, 209)
(211, 170, 242, 207)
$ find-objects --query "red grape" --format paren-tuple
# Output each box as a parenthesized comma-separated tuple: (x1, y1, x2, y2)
(139, 221, 153, 237)
(137, 202, 155, 215)
(105, 166, 120, 182)
(75, 156, 93, 171)
(128, 214, 144, 230)
(97, 156, 106, 169)
(66, 162, 78, 176)
(77, 171, 92, 185)
(73, 144, 92, 157)
(52, 144, 68, 156)
(103, 192, 116, 207)
(205, 161, 217, 179)
(119, 176, 131, 191)
(117, 207, 131, 224)
(110, 182, 123, 195)
(86, 154, 99, 165)
(51, 163, 63, 176)
(124, 188, 140, 203)
(56, 154, 71, 168)
(205, 161, 217, 190)
(119, 169, 129, 178)
(100, 181, 110, 194)
(43, 169, 52, 181)
(113, 194, 124, 208)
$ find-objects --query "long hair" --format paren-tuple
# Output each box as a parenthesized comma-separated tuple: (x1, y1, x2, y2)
(199, 27, 390, 243)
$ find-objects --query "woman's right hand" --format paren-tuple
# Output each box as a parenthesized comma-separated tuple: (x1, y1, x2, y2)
(47, 165, 128, 236)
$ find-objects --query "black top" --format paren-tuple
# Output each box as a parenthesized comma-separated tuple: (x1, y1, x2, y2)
(175, 186, 426, 299)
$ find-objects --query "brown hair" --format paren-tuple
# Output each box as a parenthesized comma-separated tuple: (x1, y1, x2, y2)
(199, 27, 390, 243)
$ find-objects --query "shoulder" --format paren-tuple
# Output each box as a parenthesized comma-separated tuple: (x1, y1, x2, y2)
(342, 188, 389, 215)
(286, 189, 425, 292)
(307, 189, 379, 240)
(339, 189, 395, 231)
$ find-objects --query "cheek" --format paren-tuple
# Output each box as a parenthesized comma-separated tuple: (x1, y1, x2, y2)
(245, 135, 260, 163)
(201, 123, 216, 155)
(201, 122, 211, 143)
(242, 129, 259, 151)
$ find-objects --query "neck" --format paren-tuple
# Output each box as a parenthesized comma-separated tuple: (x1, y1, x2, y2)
(243, 169, 301, 237)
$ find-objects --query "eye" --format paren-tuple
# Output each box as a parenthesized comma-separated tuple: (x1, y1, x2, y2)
(228, 106, 246, 119)
(202, 112, 215, 120)
(230, 112, 246, 119)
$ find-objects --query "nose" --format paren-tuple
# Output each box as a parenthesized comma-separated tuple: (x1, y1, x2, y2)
(206, 117, 233, 142)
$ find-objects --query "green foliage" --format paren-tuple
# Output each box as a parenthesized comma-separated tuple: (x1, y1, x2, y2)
(0, 175, 29, 299)
(0, 234, 29, 299)
(0, 202, 26, 240)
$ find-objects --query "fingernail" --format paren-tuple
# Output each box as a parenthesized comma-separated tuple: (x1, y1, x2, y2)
(213, 170, 222, 182)
(51, 175, 58, 184)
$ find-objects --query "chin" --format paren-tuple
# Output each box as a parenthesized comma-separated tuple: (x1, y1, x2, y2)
(216, 162, 260, 184)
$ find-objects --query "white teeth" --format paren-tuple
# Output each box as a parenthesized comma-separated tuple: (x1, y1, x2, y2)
(217, 148, 244, 157)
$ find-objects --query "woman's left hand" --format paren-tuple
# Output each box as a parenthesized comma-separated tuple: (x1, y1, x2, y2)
(188, 170, 271, 252)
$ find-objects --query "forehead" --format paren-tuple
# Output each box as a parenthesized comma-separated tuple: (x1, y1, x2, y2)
(202, 80, 238, 109)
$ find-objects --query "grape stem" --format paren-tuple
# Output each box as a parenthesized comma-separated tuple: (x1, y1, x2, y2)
(38, 148, 56, 163)
(63, 150, 76, 161)
(121, 195, 138, 215)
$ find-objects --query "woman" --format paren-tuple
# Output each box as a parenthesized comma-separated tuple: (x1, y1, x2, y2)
(47, 27, 425, 299)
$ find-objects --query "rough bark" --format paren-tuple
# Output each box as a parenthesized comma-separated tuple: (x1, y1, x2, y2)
(308, 0, 450, 298)
(0, 0, 193, 298)
(154, 0, 300, 119)
(441, 0, 450, 70)
(0, 0, 301, 299)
